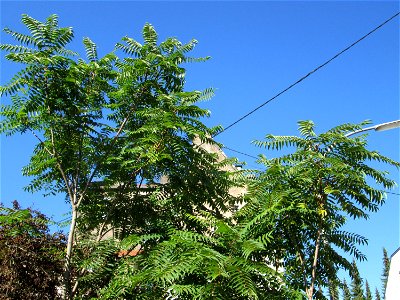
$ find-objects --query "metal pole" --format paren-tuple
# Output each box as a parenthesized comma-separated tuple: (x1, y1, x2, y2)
(345, 120, 400, 137)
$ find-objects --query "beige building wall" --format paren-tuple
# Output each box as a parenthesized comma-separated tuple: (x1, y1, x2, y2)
(193, 136, 247, 215)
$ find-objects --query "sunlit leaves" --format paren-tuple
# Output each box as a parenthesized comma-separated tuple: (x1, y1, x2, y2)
(1, 14, 302, 299)
(83, 37, 98, 62)
(244, 120, 399, 296)
(77, 215, 291, 300)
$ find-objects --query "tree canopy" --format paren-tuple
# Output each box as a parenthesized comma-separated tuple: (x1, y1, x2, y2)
(0, 14, 240, 299)
(239, 120, 398, 299)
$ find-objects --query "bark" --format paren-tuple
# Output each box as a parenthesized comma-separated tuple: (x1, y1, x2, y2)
(307, 228, 322, 300)
(64, 206, 78, 299)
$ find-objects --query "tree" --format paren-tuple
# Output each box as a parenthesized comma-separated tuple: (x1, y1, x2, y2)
(365, 280, 372, 300)
(328, 279, 339, 300)
(242, 120, 399, 300)
(0, 200, 66, 299)
(342, 280, 352, 300)
(0, 14, 115, 298)
(350, 260, 365, 300)
(1, 14, 238, 299)
(381, 247, 390, 297)
(374, 287, 381, 300)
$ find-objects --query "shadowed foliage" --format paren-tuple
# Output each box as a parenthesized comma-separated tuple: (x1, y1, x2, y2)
(0, 201, 66, 300)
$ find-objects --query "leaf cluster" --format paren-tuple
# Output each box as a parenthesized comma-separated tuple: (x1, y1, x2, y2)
(74, 213, 301, 300)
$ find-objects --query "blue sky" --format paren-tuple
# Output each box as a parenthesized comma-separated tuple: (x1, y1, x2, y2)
(1, 0, 399, 295)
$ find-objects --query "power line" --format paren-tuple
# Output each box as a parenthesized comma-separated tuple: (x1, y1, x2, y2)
(213, 11, 400, 138)
(55, 217, 71, 224)
(223, 146, 258, 159)
(385, 191, 400, 196)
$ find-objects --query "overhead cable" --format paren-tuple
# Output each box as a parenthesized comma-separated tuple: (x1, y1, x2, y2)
(213, 11, 400, 138)
(223, 146, 258, 159)
(384, 191, 400, 196)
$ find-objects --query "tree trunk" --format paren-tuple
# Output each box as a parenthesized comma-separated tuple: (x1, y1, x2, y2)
(64, 207, 78, 299)
(306, 229, 322, 300)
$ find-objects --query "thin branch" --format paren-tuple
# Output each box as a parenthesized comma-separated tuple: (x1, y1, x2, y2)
(73, 129, 83, 200)
(76, 103, 137, 208)
(96, 221, 111, 242)
(29, 128, 53, 156)
(96, 199, 117, 243)
(51, 127, 76, 206)
(29, 127, 75, 204)
(97, 226, 115, 242)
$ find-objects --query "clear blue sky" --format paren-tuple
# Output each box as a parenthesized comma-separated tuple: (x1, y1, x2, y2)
(1, 0, 399, 295)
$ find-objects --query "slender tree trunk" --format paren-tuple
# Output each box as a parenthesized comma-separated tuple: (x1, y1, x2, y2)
(306, 229, 322, 300)
(64, 206, 78, 300)
(59, 100, 136, 299)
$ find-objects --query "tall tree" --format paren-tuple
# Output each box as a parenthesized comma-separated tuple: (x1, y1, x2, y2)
(342, 280, 352, 300)
(243, 120, 399, 300)
(1, 14, 115, 298)
(350, 260, 365, 300)
(1, 14, 238, 299)
(381, 247, 390, 297)
(365, 280, 372, 300)
(0, 201, 66, 299)
(375, 287, 381, 300)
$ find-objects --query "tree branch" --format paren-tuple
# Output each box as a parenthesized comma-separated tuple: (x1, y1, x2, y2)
(29, 128, 75, 205)
(308, 228, 322, 300)
(76, 103, 137, 208)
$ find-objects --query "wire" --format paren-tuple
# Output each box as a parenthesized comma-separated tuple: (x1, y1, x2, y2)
(56, 217, 71, 224)
(385, 191, 400, 196)
(223, 146, 258, 159)
(213, 11, 400, 138)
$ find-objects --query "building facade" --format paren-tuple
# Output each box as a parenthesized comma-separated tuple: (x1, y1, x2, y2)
(385, 247, 400, 299)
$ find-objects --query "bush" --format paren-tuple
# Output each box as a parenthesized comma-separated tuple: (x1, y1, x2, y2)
(0, 201, 66, 300)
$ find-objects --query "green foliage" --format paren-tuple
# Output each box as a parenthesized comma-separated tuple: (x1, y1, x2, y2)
(76, 20, 238, 241)
(374, 288, 381, 300)
(1, 14, 115, 199)
(1, 14, 240, 298)
(74, 213, 302, 300)
(365, 280, 372, 300)
(381, 248, 390, 297)
(350, 260, 365, 300)
(0, 201, 66, 299)
(244, 120, 399, 298)
(342, 280, 352, 300)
